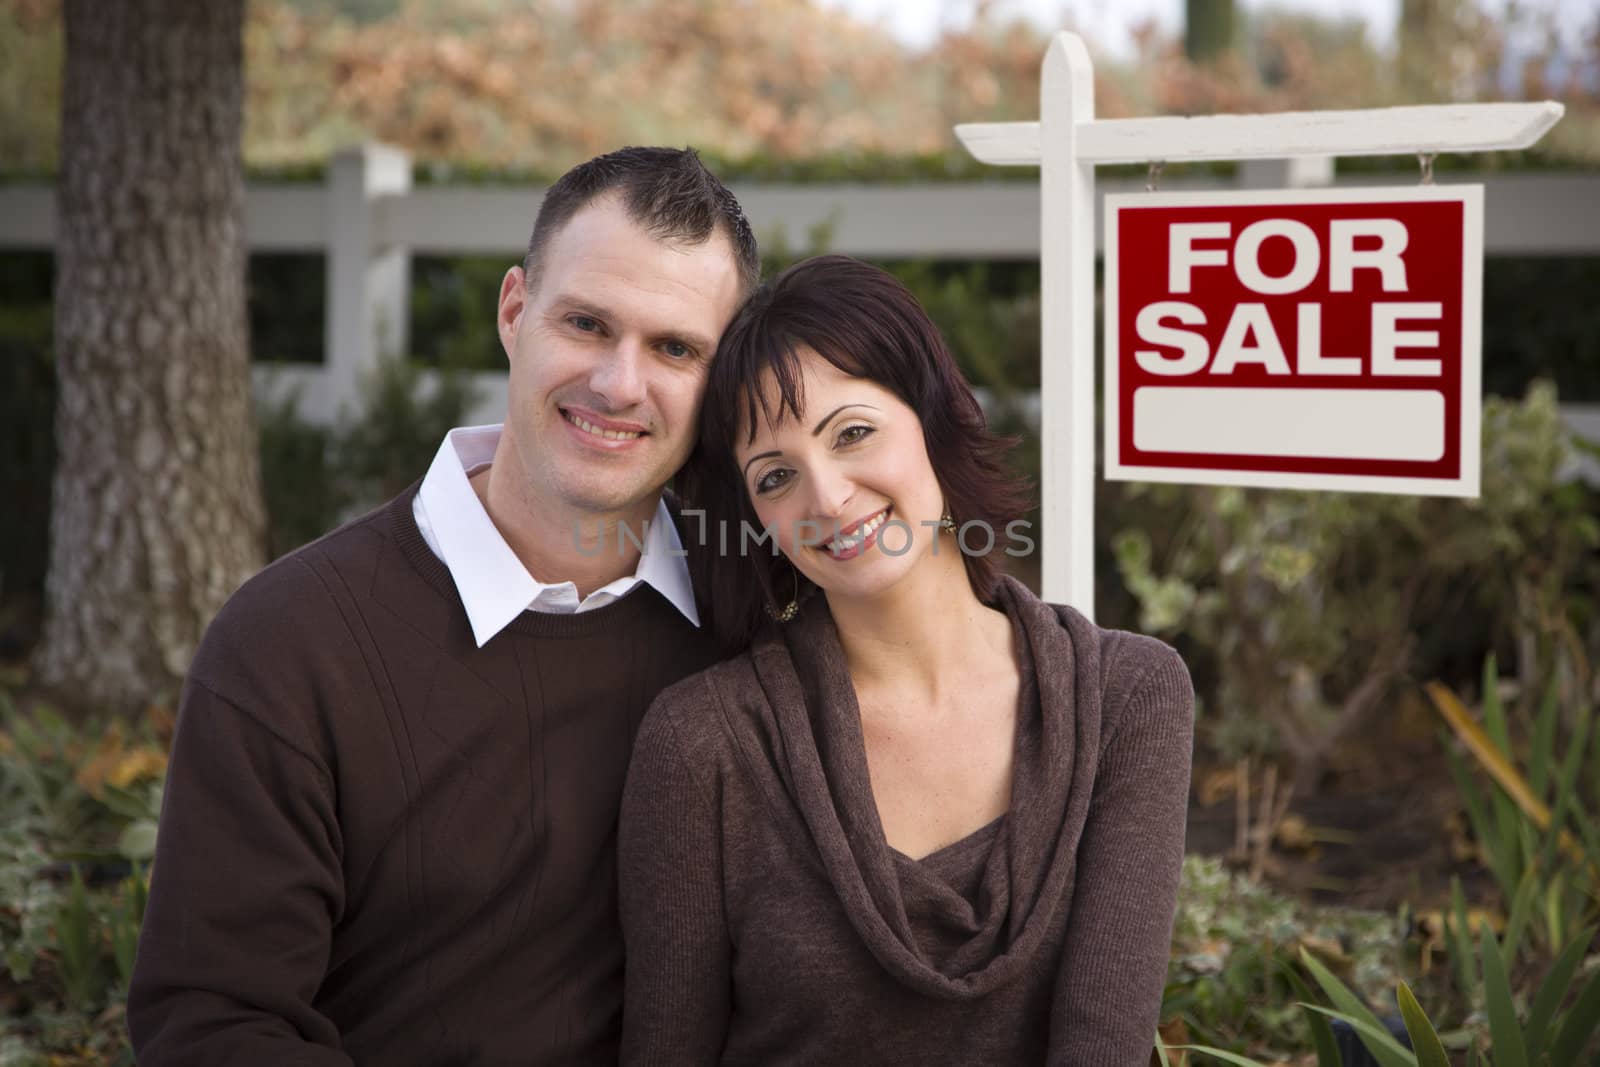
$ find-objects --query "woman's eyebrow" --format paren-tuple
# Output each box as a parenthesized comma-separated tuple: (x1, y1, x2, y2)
(811, 404, 881, 436)
(741, 450, 780, 477)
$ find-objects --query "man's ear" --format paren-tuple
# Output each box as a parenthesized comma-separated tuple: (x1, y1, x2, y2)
(498, 265, 528, 362)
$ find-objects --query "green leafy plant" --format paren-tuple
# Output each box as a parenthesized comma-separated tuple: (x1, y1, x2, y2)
(1114, 383, 1600, 781)
(259, 353, 482, 557)
(1, 693, 165, 1065)
(1166, 934, 1600, 1067)
(1161, 855, 1406, 1060)
(1428, 654, 1600, 965)
(108, 868, 148, 988)
(257, 387, 343, 559)
(0, 706, 99, 854)
(53, 867, 101, 1012)
(333, 353, 481, 505)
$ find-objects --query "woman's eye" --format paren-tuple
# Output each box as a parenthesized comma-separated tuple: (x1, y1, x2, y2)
(754, 468, 791, 495)
(661, 340, 692, 360)
(837, 424, 873, 446)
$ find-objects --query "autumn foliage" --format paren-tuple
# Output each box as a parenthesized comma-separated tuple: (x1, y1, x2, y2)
(240, 0, 1051, 168)
(2, 0, 1596, 175)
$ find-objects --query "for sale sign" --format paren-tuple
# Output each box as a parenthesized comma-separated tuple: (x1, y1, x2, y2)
(1104, 186, 1483, 496)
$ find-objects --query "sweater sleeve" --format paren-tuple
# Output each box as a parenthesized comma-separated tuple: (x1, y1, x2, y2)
(618, 689, 733, 1066)
(1048, 640, 1194, 1067)
(127, 676, 352, 1067)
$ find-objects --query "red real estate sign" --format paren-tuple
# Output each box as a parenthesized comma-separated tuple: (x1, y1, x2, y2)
(1104, 186, 1483, 496)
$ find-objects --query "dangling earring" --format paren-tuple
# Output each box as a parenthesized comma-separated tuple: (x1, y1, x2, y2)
(939, 505, 957, 533)
(765, 567, 801, 623)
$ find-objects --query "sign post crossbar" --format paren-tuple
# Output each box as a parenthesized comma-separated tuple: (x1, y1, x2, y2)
(954, 32, 1564, 618)
(958, 101, 1564, 166)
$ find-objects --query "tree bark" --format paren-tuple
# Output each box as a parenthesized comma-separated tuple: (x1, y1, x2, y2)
(37, 0, 265, 713)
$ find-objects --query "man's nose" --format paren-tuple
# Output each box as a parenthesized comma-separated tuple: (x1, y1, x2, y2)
(588, 339, 647, 411)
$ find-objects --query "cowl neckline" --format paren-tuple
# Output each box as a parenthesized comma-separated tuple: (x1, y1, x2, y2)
(745, 575, 1106, 1000)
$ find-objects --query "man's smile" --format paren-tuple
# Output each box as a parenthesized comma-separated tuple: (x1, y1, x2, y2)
(561, 405, 648, 446)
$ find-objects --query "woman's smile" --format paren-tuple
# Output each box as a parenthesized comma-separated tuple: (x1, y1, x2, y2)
(822, 507, 892, 560)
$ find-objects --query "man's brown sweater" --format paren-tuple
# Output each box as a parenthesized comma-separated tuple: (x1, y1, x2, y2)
(128, 486, 719, 1066)
(618, 576, 1194, 1066)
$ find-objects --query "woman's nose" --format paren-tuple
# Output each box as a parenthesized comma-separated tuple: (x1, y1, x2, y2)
(804, 466, 854, 528)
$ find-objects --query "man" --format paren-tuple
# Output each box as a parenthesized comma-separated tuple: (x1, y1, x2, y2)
(128, 147, 759, 1065)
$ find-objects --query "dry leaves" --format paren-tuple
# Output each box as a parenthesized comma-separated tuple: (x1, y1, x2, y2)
(71, 723, 168, 799)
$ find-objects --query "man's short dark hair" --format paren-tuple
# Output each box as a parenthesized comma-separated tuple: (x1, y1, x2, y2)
(524, 146, 759, 296)
(683, 254, 1034, 653)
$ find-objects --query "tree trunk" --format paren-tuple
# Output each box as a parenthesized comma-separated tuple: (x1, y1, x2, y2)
(1185, 0, 1236, 63)
(36, 0, 265, 713)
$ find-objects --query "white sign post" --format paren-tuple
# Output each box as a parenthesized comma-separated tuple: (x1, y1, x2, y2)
(955, 32, 1564, 617)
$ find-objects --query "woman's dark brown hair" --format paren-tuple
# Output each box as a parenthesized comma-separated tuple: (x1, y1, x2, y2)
(681, 254, 1033, 654)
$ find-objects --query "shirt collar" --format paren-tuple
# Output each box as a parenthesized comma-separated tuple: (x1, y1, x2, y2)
(416, 424, 699, 647)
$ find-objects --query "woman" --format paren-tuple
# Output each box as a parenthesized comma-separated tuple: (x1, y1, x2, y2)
(618, 255, 1193, 1065)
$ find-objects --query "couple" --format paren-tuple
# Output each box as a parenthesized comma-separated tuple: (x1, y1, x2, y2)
(127, 146, 1193, 1066)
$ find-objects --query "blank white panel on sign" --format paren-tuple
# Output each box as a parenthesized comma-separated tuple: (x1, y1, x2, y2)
(1132, 388, 1445, 461)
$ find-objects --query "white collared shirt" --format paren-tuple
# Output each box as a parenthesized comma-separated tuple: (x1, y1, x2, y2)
(412, 424, 699, 647)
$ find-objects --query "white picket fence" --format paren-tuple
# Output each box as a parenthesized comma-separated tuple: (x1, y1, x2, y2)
(2, 143, 1596, 476)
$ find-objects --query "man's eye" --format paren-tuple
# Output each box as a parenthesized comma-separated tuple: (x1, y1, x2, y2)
(570, 315, 600, 333)
(837, 424, 873, 446)
(661, 340, 692, 360)
(755, 468, 791, 494)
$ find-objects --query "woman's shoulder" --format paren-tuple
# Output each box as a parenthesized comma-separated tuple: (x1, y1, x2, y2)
(649, 646, 767, 715)
(638, 648, 768, 761)
(1023, 585, 1183, 680)
(1091, 622, 1188, 695)
(1027, 587, 1193, 735)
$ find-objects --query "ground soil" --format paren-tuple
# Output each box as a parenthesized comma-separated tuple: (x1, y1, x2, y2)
(1184, 687, 1501, 915)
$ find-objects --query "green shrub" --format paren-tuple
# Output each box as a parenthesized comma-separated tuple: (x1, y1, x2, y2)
(335, 355, 481, 506)
(1428, 651, 1600, 967)
(1112, 382, 1600, 780)
(409, 253, 507, 370)
(1168, 932, 1600, 1066)
(1163, 854, 1407, 1061)
(257, 389, 343, 559)
(259, 354, 481, 557)
(0, 695, 161, 1066)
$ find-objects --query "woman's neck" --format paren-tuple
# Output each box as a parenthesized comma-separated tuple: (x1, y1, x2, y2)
(827, 547, 1012, 701)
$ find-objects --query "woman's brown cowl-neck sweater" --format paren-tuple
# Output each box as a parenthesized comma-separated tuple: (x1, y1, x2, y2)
(618, 576, 1194, 1066)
